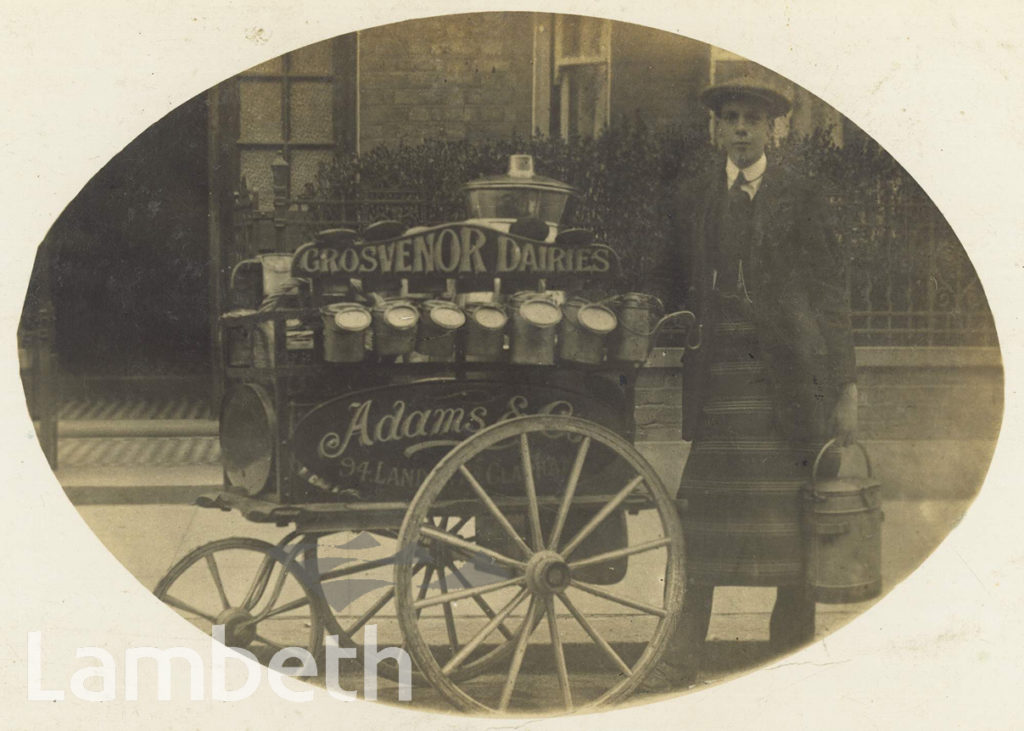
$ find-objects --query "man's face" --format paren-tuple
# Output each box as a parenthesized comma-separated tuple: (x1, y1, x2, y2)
(716, 99, 772, 169)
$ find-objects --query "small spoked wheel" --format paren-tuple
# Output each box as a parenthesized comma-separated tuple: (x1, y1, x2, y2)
(308, 521, 515, 685)
(395, 415, 686, 714)
(154, 537, 324, 667)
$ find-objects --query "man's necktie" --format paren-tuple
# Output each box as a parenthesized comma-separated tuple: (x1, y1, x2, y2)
(721, 171, 755, 300)
(730, 171, 752, 205)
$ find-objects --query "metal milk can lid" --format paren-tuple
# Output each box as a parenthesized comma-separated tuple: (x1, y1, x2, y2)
(519, 299, 562, 328)
(469, 303, 508, 330)
(331, 305, 372, 329)
(377, 301, 419, 330)
(423, 300, 467, 330)
(577, 304, 618, 334)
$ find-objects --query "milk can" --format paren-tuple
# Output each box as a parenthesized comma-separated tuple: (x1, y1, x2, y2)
(803, 440, 883, 603)
(509, 292, 562, 365)
(608, 293, 662, 363)
(415, 300, 466, 362)
(254, 317, 314, 367)
(371, 300, 420, 357)
(461, 155, 579, 242)
(222, 309, 257, 367)
(230, 252, 295, 308)
(464, 303, 508, 362)
(558, 298, 618, 364)
(321, 302, 371, 363)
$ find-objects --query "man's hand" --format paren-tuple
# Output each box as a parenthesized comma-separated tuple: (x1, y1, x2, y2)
(830, 382, 858, 446)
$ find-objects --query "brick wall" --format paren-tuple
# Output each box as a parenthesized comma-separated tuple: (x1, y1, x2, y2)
(635, 354, 684, 442)
(610, 23, 709, 136)
(359, 13, 536, 153)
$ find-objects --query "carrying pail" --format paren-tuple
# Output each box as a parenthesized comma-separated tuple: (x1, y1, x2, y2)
(371, 300, 419, 356)
(321, 303, 371, 363)
(222, 309, 257, 367)
(509, 292, 562, 365)
(558, 298, 617, 364)
(230, 252, 294, 304)
(609, 293, 661, 363)
(803, 440, 883, 603)
(250, 318, 312, 367)
(464, 303, 508, 362)
(415, 300, 466, 362)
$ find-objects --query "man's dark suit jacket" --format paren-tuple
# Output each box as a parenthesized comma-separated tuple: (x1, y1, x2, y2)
(651, 159, 857, 443)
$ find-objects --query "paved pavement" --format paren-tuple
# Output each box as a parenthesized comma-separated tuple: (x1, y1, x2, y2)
(42, 391, 975, 712)
(57, 441, 972, 714)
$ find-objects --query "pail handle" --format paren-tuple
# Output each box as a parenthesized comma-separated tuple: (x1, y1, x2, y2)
(811, 438, 874, 488)
(612, 307, 699, 347)
(230, 257, 261, 292)
(602, 294, 665, 337)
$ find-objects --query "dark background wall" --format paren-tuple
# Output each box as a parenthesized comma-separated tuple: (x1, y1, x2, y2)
(38, 93, 209, 376)
(610, 22, 709, 135)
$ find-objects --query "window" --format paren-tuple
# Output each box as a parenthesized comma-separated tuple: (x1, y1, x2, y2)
(235, 37, 356, 211)
(551, 15, 611, 138)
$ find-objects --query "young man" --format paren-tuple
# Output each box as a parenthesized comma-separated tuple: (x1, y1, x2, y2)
(646, 77, 858, 691)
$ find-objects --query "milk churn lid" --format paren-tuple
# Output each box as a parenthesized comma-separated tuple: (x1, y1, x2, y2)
(330, 304, 372, 332)
(382, 302, 419, 330)
(425, 301, 467, 330)
(578, 304, 618, 334)
(470, 304, 508, 330)
(461, 155, 578, 197)
(519, 299, 562, 327)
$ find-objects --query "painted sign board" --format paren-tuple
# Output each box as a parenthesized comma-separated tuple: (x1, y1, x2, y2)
(289, 378, 631, 501)
(290, 222, 620, 288)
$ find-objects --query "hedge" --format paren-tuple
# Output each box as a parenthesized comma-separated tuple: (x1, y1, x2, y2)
(309, 120, 995, 345)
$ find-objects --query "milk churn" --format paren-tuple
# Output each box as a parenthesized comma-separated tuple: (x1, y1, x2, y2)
(230, 252, 295, 308)
(371, 300, 420, 357)
(608, 293, 662, 363)
(509, 291, 562, 365)
(464, 303, 508, 361)
(251, 317, 314, 367)
(461, 155, 579, 242)
(222, 309, 257, 367)
(321, 302, 371, 363)
(415, 300, 466, 362)
(558, 298, 618, 364)
(803, 440, 884, 603)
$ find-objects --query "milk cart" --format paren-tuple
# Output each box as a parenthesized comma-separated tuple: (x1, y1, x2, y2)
(155, 157, 697, 713)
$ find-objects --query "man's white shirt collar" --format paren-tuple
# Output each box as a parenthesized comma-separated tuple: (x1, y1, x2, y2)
(726, 154, 767, 198)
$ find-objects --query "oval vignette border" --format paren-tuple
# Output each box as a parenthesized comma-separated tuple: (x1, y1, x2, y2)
(2, 2, 1024, 724)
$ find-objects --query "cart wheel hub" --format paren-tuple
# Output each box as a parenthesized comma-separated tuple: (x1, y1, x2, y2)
(215, 607, 257, 648)
(525, 551, 571, 594)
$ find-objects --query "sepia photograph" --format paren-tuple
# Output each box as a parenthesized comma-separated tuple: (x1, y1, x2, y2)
(4, 1, 1022, 727)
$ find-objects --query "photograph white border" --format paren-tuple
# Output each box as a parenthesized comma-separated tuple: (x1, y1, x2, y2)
(3, 1, 1021, 728)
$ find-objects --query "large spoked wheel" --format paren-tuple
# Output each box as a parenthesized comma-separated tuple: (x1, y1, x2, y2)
(395, 415, 686, 714)
(154, 537, 324, 667)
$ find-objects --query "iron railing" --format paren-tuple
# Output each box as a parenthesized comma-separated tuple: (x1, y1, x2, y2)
(836, 189, 996, 347)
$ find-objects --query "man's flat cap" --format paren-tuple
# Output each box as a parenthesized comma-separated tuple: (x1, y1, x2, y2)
(700, 76, 792, 118)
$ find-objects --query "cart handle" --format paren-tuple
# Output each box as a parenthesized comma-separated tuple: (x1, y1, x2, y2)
(220, 308, 314, 326)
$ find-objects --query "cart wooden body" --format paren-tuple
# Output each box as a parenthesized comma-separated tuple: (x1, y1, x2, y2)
(156, 219, 693, 714)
